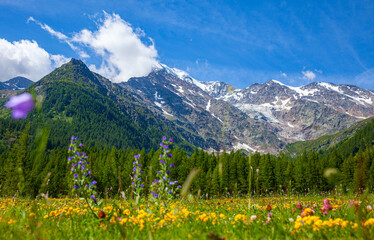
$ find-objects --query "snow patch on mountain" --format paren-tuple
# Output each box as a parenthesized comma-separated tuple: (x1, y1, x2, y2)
(233, 142, 256, 152)
(206, 99, 211, 111)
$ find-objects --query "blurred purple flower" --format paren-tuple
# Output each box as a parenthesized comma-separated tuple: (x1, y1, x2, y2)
(5, 92, 35, 119)
(152, 192, 158, 198)
(162, 136, 167, 141)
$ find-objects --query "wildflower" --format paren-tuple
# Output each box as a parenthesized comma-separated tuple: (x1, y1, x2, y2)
(296, 202, 303, 210)
(152, 192, 158, 198)
(250, 215, 257, 221)
(169, 138, 173, 142)
(162, 136, 167, 141)
(266, 204, 272, 211)
(5, 92, 35, 119)
(98, 210, 106, 219)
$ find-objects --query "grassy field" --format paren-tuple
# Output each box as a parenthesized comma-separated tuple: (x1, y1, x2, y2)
(1, 194, 374, 239)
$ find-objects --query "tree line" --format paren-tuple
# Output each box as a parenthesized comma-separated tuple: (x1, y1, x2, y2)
(1, 122, 374, 198)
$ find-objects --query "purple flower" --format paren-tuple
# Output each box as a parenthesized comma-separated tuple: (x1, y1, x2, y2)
(68, 157, 73, 161)
(81, 165, 85, 170)
(132, 182, 135, 185)
(168, 154, 173, 158)
(134, 154, 140, 159)
(169, 138, 173, 143)
(74, 174, 78, 178)
(71, 136, 76, 140)
(79, 143, 83, 147)
(160, 160, 165, 164)
(166, 170, 170, 174)
(140, 184, 144, 188)
(91, 195, 95, 199)
(74, 185, 79, 189)
(68, 147, 72, 151)
(138, 164, 142, 167)
(5, 93, 35, 119)
(140, 171, 144, 173)
(168, 191, 172, 194)
(133, 167, 137, 172)
(169, 164, 175, 167)
(177, 185, 182, 189)
(152, 192, 158, 198)
(163, 145, 168, 149)
(90, 181, 97, 185)
(159, 142, 164, 147)
(162, 136, 167, 141)
(71, 168, 75, 172)
(133, 161, 136, 165)
(87, 171, 92, 175)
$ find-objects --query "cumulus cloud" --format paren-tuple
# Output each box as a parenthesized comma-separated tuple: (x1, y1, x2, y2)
(302, 70, 316, 81)
(71, 12, 160, 82)
(0, 38, 69, 82)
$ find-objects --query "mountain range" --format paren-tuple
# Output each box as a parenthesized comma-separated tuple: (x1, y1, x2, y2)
(0, 76, 33, 90)
(1, 59, 374, 153)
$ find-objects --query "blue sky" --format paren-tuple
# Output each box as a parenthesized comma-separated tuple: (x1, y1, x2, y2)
(0, 0, 373, 89)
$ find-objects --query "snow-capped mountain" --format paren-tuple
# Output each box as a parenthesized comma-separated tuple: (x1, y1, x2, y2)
(134, 65, 374, 146)
(175, 73, 374, 142)
(118, 66, 283, 153)
(0, 76, 33, 90)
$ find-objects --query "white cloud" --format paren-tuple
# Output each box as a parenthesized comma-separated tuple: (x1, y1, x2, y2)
(302, 70, 316, 81)
(280, 71, 287, 77)
(0, 38, 69, 82)
(72, 12, 160, 82)
(28, 16, 89, 59)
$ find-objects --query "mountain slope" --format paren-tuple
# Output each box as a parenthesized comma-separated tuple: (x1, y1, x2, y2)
(284, 116, 374, 157)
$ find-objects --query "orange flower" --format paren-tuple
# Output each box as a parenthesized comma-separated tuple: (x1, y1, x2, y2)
(266, 204, 272, 211)
(98, 210, 106, 219)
